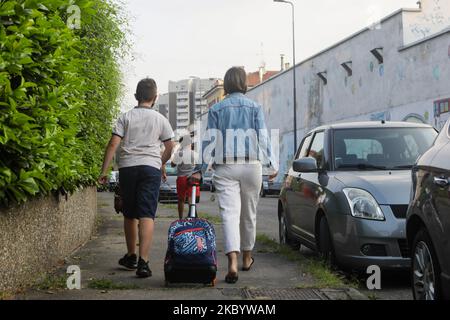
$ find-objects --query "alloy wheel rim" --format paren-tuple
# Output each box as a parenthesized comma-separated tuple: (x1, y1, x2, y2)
(413, 241, 436, 300)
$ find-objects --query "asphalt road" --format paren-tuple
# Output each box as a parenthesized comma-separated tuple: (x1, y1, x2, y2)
(197, 191, 413, 300)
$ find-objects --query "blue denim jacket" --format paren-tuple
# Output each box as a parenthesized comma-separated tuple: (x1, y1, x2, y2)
(195, 93, 278, 172)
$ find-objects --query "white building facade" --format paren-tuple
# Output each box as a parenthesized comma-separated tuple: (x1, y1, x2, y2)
(165, 78, 218, 133)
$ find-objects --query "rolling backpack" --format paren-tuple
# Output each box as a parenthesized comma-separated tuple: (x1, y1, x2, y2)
(164, 178, 217, 286)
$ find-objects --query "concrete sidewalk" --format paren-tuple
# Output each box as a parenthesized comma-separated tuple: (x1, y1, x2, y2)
(17, 192, 366, 300)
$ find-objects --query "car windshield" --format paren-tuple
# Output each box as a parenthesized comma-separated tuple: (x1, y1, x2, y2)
(165, 165, 177, 176)
(333, 127, 437, 170)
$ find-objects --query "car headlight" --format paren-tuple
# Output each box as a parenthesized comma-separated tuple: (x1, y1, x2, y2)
(343, 188, 385, 221)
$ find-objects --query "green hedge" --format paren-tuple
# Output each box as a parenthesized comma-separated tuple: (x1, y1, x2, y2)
(0, 0, 128, 206)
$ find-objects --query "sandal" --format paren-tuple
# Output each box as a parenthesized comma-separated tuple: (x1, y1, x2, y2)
(242, 257, 255, 271)
(225, 272, 239, 284)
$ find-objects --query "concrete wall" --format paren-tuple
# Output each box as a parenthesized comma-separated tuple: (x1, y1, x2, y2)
(246, 5, 450, 180)
(0, 187, 97, 292)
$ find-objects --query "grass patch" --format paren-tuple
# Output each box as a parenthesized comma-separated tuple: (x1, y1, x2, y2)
(256, 234, 356, 289)
(95, 215, 105, 225)
(34, 274, 68, 291)
(0, 292, 13, 300)
(87, 278, 139, 290)
(367, 293, 379, 300)
(160, 204, 178, 211)
(197, 213, 222, 224)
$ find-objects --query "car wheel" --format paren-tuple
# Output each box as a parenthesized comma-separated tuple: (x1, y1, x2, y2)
(318, 215, 336, 267)
(279, 210, 301, 250)
(412, 229, 442, 300)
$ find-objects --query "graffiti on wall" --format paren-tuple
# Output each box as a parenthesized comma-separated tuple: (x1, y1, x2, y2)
(434, 97, 450, 129)
(433, 65, 441, 80)
(403, 113, 427, 123)
(408, 0, 448, 40)
(306, 76, 323, 131)
(370, 111, 391, 121)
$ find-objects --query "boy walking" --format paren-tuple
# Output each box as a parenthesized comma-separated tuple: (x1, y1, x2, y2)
(98, 78, 175, 278)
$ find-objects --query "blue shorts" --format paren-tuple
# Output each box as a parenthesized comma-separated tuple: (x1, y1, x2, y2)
(119, 166, 161, 220)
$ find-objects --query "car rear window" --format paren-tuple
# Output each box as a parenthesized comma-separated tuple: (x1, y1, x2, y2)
(165, 165, 177, 176)
(333, 127, 437, 170)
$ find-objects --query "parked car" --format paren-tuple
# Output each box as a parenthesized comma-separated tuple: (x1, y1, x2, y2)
(260, 165, 282, 197)
(201, 169, 215, 192)
(407, 118, 450, 300)
(108, 171, 119, 192)
(279, 121, 437, 270)
(159, 165, 178, 203)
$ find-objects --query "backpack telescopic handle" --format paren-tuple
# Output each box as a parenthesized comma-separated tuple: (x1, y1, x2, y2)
(188, 177, 200, 219)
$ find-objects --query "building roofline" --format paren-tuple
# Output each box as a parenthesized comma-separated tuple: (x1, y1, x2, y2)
(202, 83, 224, 99)
(248, 7, 421, 93)
(399, 26, 450, 51)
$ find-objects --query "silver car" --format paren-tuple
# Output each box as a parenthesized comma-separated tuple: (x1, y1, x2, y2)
(279, 121, 437, 270)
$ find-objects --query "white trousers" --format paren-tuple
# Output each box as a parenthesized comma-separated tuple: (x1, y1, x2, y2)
(213, 163, 262, 254)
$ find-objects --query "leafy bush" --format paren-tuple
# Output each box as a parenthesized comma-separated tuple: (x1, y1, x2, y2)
(0, 0, 128, 206)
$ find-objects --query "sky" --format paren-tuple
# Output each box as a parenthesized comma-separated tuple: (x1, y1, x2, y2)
(120, 0, 419, 107)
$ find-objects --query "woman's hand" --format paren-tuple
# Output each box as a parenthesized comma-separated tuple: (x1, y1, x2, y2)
(268, 171, 278, 182)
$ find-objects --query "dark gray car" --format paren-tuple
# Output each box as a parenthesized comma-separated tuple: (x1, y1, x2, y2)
(159, 165, 178, 203)
(407, 118, 450, 300)
(279, 121, 437, 270)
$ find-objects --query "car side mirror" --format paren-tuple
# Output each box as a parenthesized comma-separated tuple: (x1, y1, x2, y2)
(293, 157, 318, 173)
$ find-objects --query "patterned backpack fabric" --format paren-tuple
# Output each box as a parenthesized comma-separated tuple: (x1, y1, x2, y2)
(166, 218, 217, 267)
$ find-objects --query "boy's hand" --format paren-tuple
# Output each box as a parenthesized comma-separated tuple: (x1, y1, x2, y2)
(98, 174, 108, 185)
(161, 166, 167, 182)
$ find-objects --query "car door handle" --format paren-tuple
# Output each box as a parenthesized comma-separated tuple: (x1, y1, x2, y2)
(434, 177, 449, 187)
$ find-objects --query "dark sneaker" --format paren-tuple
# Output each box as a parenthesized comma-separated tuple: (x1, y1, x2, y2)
(118, 253, 138, 270)
(136, 258, 152, 278)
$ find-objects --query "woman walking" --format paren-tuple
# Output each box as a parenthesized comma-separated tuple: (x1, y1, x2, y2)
(193, 67, 278, 283)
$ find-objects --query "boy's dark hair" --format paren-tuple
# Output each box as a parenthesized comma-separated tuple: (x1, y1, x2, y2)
(135, 78, 157, 103)
(224, 67, 248, 95)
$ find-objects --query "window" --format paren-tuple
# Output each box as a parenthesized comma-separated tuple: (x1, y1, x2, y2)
(344, 139, 383, 159)
(403, 135, 420, 160)
(165, 164, 177, 176)
(333, 128, 437, 170)
(296, 135, 312, 160)
(308, 132, 325, 168)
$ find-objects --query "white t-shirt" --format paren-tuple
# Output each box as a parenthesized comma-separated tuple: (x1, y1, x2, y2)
(172, 147, 200, 177)
(113, 107, 174, 170)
